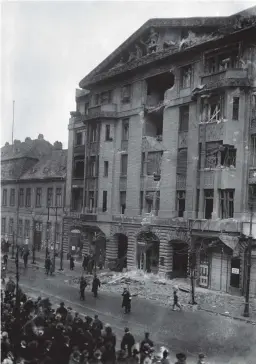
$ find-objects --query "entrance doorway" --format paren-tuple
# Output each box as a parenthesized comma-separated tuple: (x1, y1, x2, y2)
(230, 257, 240, 288)
(137, 231, 160, 273)
(172, 241, 188, 278)
(117, 234, 128, 268)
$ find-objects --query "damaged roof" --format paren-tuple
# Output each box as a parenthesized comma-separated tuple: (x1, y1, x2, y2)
(1, 138, 53, 161)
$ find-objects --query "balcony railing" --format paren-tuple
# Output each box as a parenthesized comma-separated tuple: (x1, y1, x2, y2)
(200, 68, 249, 90)
(199, 120, 239, 145)
(112, 214, 188, 228)
(73, 144, 85, 155)
(81, 104, 117, 121)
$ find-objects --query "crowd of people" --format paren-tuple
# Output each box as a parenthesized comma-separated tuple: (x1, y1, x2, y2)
(1, 277, 207, 364)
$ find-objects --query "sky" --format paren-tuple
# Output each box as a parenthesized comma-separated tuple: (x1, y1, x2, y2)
(2, 0, 256, 149)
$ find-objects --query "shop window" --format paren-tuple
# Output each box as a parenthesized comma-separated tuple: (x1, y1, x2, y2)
(179, 105, 189, 131)
(180, 65, 192, 89)
(204, 189, 214, 219)
(177, 191, 186, 217)
(120, 191, 126, 214)
(25, 188, 31, 207)
(121, 85, 131, 103)
(35, 188, 42, 207)
(219, 189, 234, 218)
(2, 189, 7, 206)
(232, 97, 239, 120)
(104, 161, 109, 177)
(19, 188, 24, 207)
(121, 154, 128, 176)
(102, 191, 107, 212)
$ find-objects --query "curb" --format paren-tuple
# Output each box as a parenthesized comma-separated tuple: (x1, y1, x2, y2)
(198, 306, 256, 325)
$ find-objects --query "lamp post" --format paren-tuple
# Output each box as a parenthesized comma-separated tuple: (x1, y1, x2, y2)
(243, 202, 253, 317)
(31, 212, 36, 264)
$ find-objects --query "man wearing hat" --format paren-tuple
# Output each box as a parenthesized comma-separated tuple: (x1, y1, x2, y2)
(175, 353, 187, 364)
(121, 327, 135, 357)
(197, 353, 206, 364)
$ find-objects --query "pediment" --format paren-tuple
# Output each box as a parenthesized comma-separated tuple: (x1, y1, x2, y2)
(79, 16, 230, 88)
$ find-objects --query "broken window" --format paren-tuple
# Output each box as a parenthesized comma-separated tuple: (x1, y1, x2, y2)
(219, 189, 234, 218)
(177, 148, 188, 175)
(205, 142, 221, 168)
(204, 189, 214, 219)
(72, 188, 83, 211)
(74, 159, 85, 178)
(88, 157, 96, 177)
(204, 48, 239, 73)
(102, 191, 107, 212)
(121, 85, 131, 103)
(122, 119, 129, 140)
(179, 105, 189, 131)
(75, 131, 83, 146)
(232, 97, 239, 120)
(201, 95, 225, 123)
(177, 191, 186, 217)
(220, 146, 236, 167)
(180, 65, 192, 89)
(120, 191, 126, 214)
(147, 151, 162, 176)
(121, 154, 128, 176)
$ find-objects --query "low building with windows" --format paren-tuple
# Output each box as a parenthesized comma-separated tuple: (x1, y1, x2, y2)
(1, 135, 67, 255)
(64, 7, 256, 295)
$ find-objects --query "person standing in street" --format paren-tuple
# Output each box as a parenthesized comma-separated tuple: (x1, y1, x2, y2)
(45, 256, 51, 275)
(70, 255, 75, 271)
(92, 274, 101, 298)
(172, 289, 182, 311)
(122, 288, 132, 314)
(3, 253, 8, 267)
(80, 276, 87, 301)
(23, 250, 29, 268)
(121, 327, 135, 357)
(197, 353, 206, 364)
(82, 254, 88, 272)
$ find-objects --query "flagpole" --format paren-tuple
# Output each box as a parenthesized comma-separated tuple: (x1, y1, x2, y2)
(12, 100, 15, 144)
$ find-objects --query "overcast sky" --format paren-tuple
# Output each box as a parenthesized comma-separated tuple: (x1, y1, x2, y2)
(2, 0, 256, 148)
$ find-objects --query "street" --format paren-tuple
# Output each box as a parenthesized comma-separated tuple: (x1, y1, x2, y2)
(6, 260, 256, 364)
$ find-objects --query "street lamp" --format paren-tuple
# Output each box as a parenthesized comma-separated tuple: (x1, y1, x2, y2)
(31, 212, 36, 264)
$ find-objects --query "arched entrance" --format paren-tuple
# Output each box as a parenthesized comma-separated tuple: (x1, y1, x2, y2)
(171, 240, 189, 278)
(86, 228, 107, 269)
(137, 231, 160, 273)
(117, 234, 128, 268)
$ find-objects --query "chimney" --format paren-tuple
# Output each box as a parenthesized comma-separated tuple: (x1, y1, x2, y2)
(38, 134, 44, 140)
(53, 141, 62, 150)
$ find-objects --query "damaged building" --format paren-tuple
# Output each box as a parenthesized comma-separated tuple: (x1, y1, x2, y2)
(64, 7, 256, 295)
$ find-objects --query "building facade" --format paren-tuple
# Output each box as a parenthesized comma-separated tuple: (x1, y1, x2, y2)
(64, 8, 256, 295)
(1, 135, 67, 256)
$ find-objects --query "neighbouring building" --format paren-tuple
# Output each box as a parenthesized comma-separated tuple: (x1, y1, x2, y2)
(64, 7, 256, 295)
(1, 135, 67, 256)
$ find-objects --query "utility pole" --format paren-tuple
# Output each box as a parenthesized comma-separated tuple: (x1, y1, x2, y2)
(243, 202, 253, 317)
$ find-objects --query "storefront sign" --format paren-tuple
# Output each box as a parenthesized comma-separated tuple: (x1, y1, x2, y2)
(232, 268, 239, 274)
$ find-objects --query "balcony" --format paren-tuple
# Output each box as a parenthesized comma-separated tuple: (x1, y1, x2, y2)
(178, 132, 188, 148)
(199, 120, 238, 145)
(112, 214, 188, 228)
(80, 211, 97, 222)
(191, 219, 241, 234)
(249, 168, 256, 184)
(140, 175, 160, 190)
(121, 140, 128, 152)
(200, 69, 249, 91)
(199, 167, 236, 189)
(81, 104, 117, 121)
(73, 144, 85, 156)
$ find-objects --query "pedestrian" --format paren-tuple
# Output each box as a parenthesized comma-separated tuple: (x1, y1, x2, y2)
(175, 353, 187, 364)
(172, 290, 182, 311)
(50, 258, 54, 275)
(80, 276, 87, 301)
(92, 274, 101, 298)
(3, 253, 8, 267)
(23, 250, 29, 268)
(56, 302, 68, 321)
(2, 264, 7, 285)
(82, 254, 88, 272)
(161, 350, 170, 364)
(70, 256, 75, 271)
(121, 327, 135, 357)
(45, 256, 51, 275)
(197, 353, 206, 364)
(140, 333, 154, 353)
(122, 288, 132, 314)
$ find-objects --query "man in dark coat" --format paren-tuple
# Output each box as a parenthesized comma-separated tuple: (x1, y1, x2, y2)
(82, 254, 89, 271)
(140, 332, 154, 352)
(122, 288, 131, 313)
(56, 302, 68, 321)
(23, 250, 29, 268)
(45, 256, 51, 275)
(92, 275, 101, 298)
(70, 256, 75, 270)
(80, 276, 87, 301)
(121, 327, 135, 357)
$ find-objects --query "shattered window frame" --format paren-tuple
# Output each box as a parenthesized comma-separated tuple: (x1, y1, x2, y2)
(204, 189, 214, 219)
(180, 65, 192, 89)
(219, 189, 234, 219)
(176, 190, 186, 217)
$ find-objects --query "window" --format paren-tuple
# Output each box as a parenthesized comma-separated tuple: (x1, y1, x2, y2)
(10, 189, 15, 206)
(139, 191, 144, 215)
(121, 154, 128, 176)
(89, 191, 95, 213)
(74, 159, 84, 178)
(177, 191, 186, 217)
(147, 151, 162, 176)
(145, 192, 153, 213)
(201, 95, 225, 123)
(36, 188, 42, 207)
(220, 189, 234, 218)
(24, 220, 30, 239)
(56, 188, 62, 207)
(205, 142, 222, 168)
(102, 191, 108, 212)
(122, 119, 129, 140)
(155, 191, 160, 216)
(177, 149, 188, 175)
(251, 135, 256, 166)
(232, 97, 239, 120)
(104, 161, 109, 177)
(95, 93, 100, 105)
(89, 157, 96, 177)
(47, 188, 53, 207)
(181, 65, 192, 88)
(19, 188, 24, 207)
(204, 49, 239, 73)
(25, 188, 31, 207)
(46, 222, 52, 240)
(198, 143, 202, 170)
(100, 90, 112, 105)
(120, 191, 126, 214)
(2, 189, 7, 206)
(141, 153, 145, 176)
(72, 188, 83, 211)
(221, 146, 236, 167)
(56, 223, 61, 246)
(204, 190, 214, 219)
(121, 85, 131, 103)
(105, 124, 112, 141)
(1, 217, 6, 234)
(18, 219, 23, 237)
(195, 189, 200, 218)
(9, 218, 14, 235)
(90, 125, 97, 142)
(75, 131, 83, 146)
(179, 105, 189, 131)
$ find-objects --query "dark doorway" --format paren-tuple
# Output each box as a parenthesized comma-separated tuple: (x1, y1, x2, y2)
(230, 257, 240, 288)
(117, 234, 128, 268)
(172, 242, 188, 278)
(34, 231, 42, 252)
